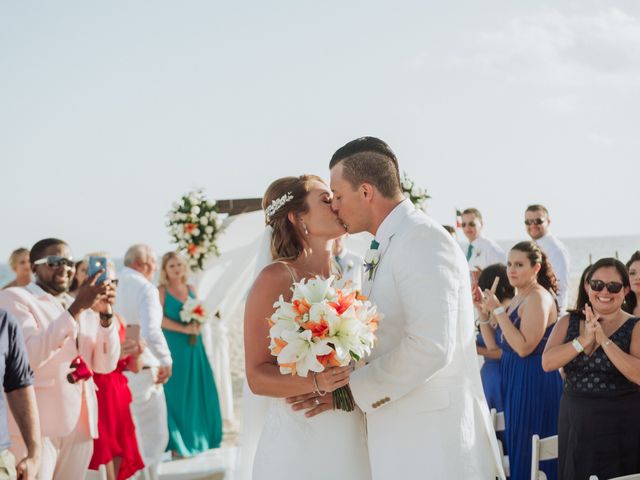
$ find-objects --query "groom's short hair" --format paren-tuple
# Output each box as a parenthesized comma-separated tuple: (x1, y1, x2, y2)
(329, 136, 401, 199)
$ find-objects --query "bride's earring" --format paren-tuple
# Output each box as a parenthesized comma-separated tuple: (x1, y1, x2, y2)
(302, 222, 309, 235)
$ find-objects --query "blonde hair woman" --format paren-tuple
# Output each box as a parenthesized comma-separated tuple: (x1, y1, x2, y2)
(2, 248, 31, 289)
(158, 251, 222, 457)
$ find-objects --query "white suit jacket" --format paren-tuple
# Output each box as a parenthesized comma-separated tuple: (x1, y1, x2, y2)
(0, 284, 120, 438)
(350, 199, 505, 479)
(114, 267, 172, 368)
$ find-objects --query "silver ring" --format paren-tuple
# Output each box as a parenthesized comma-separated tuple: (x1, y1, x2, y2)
(314, 398, 320, 406)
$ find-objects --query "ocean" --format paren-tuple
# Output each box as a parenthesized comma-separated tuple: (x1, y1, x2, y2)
(1, 234, 638, 290)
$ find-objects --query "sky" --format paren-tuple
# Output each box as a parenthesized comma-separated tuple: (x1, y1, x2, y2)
(1, 0, 639, 259)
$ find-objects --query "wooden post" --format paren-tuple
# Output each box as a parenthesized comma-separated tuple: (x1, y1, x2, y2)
(215, 198, 262, 216)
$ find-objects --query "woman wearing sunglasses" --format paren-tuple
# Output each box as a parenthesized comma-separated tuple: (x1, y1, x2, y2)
(542, 258, 640, 480)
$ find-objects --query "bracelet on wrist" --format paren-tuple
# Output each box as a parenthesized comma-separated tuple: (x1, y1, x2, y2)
(312, 372, 327, 396)
(602, 338, 612, 348)
(572, 338, 584, 354)
(493, 306, 506, 316)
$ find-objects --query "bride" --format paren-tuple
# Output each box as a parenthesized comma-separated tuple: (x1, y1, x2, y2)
(244, 174, 371, 480)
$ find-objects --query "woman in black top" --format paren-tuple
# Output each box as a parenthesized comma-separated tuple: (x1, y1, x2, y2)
(542, 258, 640, 480)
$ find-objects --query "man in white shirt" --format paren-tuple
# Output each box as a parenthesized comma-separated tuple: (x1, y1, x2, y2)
(461, 208, 506, 271)
(114, 244, 172, 480)
(332, 235, 363, 292)
(524, 204, 570, 313)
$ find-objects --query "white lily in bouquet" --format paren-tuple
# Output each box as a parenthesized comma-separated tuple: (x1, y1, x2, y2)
(268, 275, 381, 411)
(179, 297, 209, 345)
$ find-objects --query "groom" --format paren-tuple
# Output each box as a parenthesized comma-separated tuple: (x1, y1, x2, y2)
(322, 137, 503, 479)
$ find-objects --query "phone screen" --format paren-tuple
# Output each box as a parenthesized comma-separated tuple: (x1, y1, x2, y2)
(87, 256, 108, 284)
(125, 324, 140, 342)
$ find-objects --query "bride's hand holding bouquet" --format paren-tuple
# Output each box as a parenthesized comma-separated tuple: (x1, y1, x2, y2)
(268, 275, 380, 412)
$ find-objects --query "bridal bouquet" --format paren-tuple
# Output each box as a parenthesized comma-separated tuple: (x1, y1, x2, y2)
(167, 189, 223, 272)
(268, 276, 381, 411)
(179, 298, 209, 345)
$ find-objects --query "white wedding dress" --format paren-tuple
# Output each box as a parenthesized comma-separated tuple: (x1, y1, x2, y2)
(243, 228, 371, 480)
(252, 396, 371, 480)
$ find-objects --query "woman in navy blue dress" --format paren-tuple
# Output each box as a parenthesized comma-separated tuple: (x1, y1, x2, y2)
(481, 241, 563, 480)
(475, 263, 514, 413)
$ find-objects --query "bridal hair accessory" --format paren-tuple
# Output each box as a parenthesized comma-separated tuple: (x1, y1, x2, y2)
(265, 192, 294, 223)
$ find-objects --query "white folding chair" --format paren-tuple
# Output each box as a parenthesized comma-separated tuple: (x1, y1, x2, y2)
(530, 434, 558, 480)
(85, 464, 107, 480)
(490, 409, 510, 477)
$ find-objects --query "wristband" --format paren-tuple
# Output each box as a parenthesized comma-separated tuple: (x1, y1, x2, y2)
(493, 306, 506, 316)
(572, 338, 584, 353)
(602, 339, 612, 348)
(312, 372, 327, 396)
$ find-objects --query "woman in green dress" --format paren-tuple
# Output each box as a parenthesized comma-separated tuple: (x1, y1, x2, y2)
(159, 252, 223, 457)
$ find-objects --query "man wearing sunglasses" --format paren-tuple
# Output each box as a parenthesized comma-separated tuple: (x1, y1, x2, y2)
(461, 208, 505, 272)
(0, 238, 120, 480)
(524, 204, 570, 314)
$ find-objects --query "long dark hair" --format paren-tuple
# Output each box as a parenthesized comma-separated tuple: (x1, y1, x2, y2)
(625, 251, 640, 314)
(478, 263, 515, 302)
(571, 258, 632, 318)
(567, 265, 592, 319)
(510, 241, 558, 294)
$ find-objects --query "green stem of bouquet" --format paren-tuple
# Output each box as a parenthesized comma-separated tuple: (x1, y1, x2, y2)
(332, 385, 355, 412)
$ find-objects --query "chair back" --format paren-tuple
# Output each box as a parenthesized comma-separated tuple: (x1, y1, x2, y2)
(530, 434, 558, 480)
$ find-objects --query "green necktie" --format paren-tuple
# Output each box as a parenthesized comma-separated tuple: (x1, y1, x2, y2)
(466, 243, 474, 261)
(370, 239, 380, 250)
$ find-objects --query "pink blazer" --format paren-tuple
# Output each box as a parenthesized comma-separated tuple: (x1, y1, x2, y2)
(0, 287, 120, 438)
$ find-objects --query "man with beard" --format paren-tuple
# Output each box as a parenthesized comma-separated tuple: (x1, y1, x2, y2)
(0, 238, 120, 480)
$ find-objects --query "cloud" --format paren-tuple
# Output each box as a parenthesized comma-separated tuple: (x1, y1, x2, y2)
(453, 8, 640, 87)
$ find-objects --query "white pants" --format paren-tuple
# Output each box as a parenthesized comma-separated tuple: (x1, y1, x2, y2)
(10, 394, 93, 480)
(126, 368, 168, 480)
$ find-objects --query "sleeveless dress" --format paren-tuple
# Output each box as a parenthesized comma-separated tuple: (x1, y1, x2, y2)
(89, 317, 145, 480)
(476, 332, 503, 412)
(496, 307, 562, 480)
(162, 290, 223, 456)
(251, 263, 371, 480)
(559, 315, 640, 480)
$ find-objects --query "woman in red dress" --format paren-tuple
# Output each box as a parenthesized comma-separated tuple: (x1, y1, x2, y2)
(89, 264, 145, 480)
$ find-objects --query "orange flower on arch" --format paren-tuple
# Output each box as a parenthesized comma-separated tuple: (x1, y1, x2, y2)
(184, 223, 197, 234)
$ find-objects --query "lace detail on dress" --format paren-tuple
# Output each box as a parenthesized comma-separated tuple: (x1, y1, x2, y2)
(563, 314, 640, 394)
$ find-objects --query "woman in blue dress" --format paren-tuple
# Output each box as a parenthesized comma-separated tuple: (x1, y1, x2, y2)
(481, 241, 562, 480)
(474, 263, 514, 413)
(159, 252, 223, 457)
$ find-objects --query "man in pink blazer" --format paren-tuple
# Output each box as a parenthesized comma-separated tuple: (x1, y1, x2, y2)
(0, 238, 120, 480)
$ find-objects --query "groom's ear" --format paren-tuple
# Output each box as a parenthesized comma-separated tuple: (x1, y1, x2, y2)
(360, 183, 374, 202)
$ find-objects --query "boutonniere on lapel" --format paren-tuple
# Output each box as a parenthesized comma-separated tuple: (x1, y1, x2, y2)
(475, 250, 482, 259)
(346, 260, 354, 272)
(364, 249, 381, 281)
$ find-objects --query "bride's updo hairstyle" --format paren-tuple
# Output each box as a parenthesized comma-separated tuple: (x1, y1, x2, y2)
(263, 174, 324, 261)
